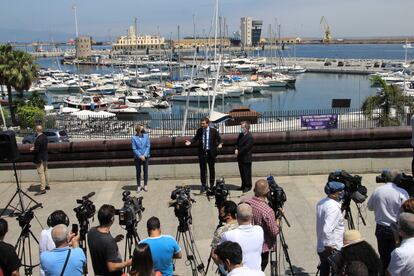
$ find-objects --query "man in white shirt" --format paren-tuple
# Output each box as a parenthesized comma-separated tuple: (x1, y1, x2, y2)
(367, 169, 409, 272)
(213, 241, 264, 276)
(220, 203, 264, 270)
(316, 181, 345, 276)
(387, 212, 414, 276)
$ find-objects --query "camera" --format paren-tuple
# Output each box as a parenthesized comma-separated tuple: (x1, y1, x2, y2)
(328, 170, 368, 204)
(17, 203, 42, 227)
(116, 191, 145, 228)
(267, 176, 287, 219)
(206, 178, 229, 207)
(170, 186, 193, 223)
(376, 169, 414, 197)
(73, 192, 96, 222)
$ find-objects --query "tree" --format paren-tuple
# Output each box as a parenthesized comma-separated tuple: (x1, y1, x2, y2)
(362, 76, 412, 127)
(0, 45, 39, 125)
(16, 105, 44, 129)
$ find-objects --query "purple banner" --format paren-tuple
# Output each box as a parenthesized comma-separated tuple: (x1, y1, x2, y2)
(300, 114, 338, 130)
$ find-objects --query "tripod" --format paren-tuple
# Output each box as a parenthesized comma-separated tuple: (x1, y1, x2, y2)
(175, 218, 206, 276)
(78, 219, 91, 275)
(205, 220, 223, 273)
(1, 161, 41, 217)
(342, 199, 366, 230)
(270, 212, 295, 276)
(123, 225, 140, 274)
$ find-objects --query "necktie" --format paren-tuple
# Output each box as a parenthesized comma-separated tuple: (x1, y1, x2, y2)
(203, 129, 207, 150)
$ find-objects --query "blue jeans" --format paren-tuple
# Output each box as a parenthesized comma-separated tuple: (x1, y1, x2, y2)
(375, 224, 395, 274)
(134, 157, 149, 187)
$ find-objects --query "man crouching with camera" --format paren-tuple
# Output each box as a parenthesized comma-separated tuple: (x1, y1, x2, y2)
(316, 181, 345, 276)
(87, 204, 132, 276)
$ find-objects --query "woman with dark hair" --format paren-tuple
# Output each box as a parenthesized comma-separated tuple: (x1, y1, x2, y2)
(339, 230, 382, 276)
(130, 243, 161, 276)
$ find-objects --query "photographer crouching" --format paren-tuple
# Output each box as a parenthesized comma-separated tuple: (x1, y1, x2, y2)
(368, 169, 409, 273)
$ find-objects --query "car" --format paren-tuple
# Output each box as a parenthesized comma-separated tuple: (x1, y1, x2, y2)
(22, 129, 70, 144)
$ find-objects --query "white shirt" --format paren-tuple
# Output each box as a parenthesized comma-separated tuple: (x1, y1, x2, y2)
(316, 197, 345, 253)
(228, 266, 265, 276)
(388, 237, 414, 276)
(220, 224, 264, 271)
(39, 228, 56, 276)
(411, 115, 414, 147)
(367, 183, 409, 226)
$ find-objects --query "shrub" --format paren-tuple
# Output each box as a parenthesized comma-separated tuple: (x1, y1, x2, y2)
(16, 105, 45, 129)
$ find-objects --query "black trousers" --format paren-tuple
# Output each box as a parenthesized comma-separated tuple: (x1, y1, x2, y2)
(261, 251, 269, 271)
(375, 224, 396, 274)
(238, 160, 252, 190)
(199, 150, 215, 187)
(412, 148, 414, 176)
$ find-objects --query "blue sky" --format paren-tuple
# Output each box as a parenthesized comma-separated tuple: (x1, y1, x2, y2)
(1, 0, 414, 42)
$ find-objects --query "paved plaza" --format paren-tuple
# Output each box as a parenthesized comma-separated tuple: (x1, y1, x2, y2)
(0, 172, 382, 275)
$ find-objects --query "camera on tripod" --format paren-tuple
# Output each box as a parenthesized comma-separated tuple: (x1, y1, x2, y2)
(267, 176, 287, 219)
(328, 170, 368, 205)
(115, 191, 145, 228)
(16, 203, 42, 228)
(169, 186, 193, 223)
(73, 192, 96, 222)
(376, 169, 414, 197)
(206, 178, 229, 207)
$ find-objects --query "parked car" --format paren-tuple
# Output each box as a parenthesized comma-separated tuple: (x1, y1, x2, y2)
(22, 129, 70, 144)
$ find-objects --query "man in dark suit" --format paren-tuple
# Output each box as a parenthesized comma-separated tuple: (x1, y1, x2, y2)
(185, 117, 223, 193)
(30, 124, 49, 195)
(235, 121, 254, 193)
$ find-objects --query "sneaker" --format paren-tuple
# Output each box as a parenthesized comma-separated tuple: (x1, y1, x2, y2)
(35, 190, 46, 196)
(137, 186, 142, 193)
(143, 185, 148, 192)
(45, 186, 51, 190)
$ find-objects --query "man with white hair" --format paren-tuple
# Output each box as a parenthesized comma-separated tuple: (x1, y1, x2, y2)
(219, 203, 264, 270)
(40, 224, 86, 276)
(387, 212, 414, 276)
(368, 169, 409, 273)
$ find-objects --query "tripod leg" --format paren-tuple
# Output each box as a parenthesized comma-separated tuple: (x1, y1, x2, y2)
(279, 230, 295, 276)
(270, 250, 277, 276)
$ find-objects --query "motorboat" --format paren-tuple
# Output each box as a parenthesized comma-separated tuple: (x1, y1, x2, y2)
(64, 95, 109, 110)
(86, 84, 117, 95)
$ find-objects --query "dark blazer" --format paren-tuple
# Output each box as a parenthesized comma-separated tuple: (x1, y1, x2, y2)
(191, 127, 222, 158)
(235, 131, 254, 163)
(33, 133, 48, 164)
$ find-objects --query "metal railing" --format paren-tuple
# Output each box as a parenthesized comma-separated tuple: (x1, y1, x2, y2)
(40, 108, 410, 140)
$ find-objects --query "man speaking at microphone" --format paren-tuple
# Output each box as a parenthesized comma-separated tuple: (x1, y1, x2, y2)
(185, 117, 223, 193)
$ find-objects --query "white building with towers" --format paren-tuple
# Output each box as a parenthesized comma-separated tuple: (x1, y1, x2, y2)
(240, 17, 252, 47)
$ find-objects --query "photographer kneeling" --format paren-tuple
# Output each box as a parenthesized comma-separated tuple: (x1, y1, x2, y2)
(87, 204, 131, 276)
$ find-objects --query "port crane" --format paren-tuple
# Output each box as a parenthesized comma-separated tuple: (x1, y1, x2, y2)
(320, 16, 332, 43)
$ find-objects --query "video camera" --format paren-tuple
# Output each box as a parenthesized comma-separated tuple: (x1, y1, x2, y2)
(74, 192, 96, 222)
(376, 169, 414, 197)
(328, 170, 368, 205)
(267, 176, 287, 219)
(116, 191, 145, 228)
(206, 178, 229, 207)
(17, 203, 42, 227)
(169, 186, 193, 223)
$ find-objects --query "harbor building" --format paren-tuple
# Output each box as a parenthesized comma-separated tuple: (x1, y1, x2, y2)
(75, 36, 92, 58)
(240, 17, 252, 46)
(112, 25, 166, 53)
(251, 20, 263, 46)
(171, 38, 230, 49)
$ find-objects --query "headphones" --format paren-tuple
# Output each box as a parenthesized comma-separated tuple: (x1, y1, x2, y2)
(47, 210, 70, 227)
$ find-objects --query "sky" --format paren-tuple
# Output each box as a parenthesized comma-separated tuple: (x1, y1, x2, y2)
(1, 0, 414, 42)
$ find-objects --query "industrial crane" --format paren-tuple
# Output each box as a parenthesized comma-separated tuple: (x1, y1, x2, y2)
(320, 16, 332, 43)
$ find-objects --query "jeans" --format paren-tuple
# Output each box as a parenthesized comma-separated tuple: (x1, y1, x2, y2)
(36, 161, 49, 190)
(375, 224, 395, 274)
(134, 157, 149, 187)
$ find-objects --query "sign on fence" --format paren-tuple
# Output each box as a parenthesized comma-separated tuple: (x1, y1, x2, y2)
(300, 114, 338, 130)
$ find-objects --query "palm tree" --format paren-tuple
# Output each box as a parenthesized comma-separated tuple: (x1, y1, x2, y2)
(362, 75, 412, 127)
(0, 45, 38, 125)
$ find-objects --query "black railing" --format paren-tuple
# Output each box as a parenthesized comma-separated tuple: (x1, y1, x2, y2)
(40, 108, 410, 140)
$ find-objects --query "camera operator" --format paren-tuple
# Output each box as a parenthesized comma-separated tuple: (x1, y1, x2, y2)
(139, 217, 182, 276)
(87, 204, 131, 276)
(387, 212, 414, 276)
(0, 218, 21, 276)
(40, 224, 85, 276)
(316, 181, 345, 276)
(243, 179, 280, 271)
(39, 210, 70, 276)
(367, 169, 409, 272)
(211, 200, 239, 249)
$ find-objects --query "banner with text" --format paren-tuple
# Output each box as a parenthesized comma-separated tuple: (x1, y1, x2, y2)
(300, 114, 338, 130)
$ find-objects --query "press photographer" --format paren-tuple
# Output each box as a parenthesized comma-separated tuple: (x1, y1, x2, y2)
(376, 169, 414, 197)
(206, 178, 229, 208)
(244, 179, 280, 271)
(368, 169, 409, 274)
